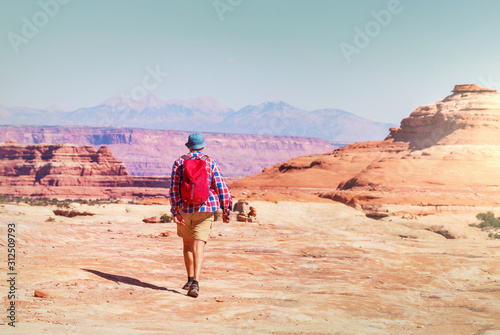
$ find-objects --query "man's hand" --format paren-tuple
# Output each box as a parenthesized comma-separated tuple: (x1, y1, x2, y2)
(223, 215, 230, 223)
(174, 215, 185, 226)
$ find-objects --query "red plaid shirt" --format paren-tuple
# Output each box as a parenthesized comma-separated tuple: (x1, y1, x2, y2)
(170, 151, 232, 217)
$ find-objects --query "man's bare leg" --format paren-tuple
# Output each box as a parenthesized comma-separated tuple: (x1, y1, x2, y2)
(193, 239, 206, 281)
(186, 239, 206, 297)
(183, 238, 194, 278)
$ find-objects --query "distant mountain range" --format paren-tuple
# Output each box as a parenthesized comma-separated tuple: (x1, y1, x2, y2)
(0, 95, 396, 142)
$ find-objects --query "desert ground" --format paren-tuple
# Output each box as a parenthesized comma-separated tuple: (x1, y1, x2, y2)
(0, 196, 499, 335)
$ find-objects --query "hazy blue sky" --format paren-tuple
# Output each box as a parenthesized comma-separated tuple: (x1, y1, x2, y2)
(1, 0, 499, 123)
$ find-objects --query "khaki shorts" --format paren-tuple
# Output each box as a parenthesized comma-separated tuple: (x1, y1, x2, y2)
(177, 211, 215, 243)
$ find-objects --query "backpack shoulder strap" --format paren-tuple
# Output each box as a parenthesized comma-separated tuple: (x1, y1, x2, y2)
(182, 154, 209, 161)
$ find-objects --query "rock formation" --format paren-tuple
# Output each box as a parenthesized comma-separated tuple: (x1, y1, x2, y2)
(234, 84, 500, 213)
(0, 141, 169, 198)
(387, 83, 500, 148)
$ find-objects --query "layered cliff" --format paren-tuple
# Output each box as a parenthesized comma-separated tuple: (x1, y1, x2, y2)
(0, 127, 337, 177)
(0, 141, 169, 198)
(234, 84, 500, 211)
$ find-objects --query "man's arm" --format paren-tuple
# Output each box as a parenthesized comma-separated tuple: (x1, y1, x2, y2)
(169, 160, 184, 225)
(211, 161, 232, 222)
(174, 214, 185, 226)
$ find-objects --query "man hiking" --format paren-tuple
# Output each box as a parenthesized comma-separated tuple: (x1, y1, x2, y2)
(169, 133, 232, 298)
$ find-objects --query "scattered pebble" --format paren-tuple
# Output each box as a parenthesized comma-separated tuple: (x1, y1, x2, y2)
(34, 290, 49, 298)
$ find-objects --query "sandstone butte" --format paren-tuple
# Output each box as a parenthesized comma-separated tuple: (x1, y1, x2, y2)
(0, 141, 169, 199)
(233, 84, 500, 215)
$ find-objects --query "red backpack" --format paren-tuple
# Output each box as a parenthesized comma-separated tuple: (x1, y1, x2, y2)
(180, 155, 210, 204)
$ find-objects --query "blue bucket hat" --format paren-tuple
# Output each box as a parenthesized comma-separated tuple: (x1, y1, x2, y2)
(185, 133, 206, 149)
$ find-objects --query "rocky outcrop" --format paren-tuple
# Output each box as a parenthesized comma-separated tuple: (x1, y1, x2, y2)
(386, 84, 500, 148)
(234, 84, 500, 212)
(0, 141, 169, 198)
(341, 84, 500, 191)
(53, 209, 95, 217)
(34, 290, 49, 298)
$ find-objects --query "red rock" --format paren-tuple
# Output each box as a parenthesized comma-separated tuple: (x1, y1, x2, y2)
(53, 210, 95, 217)
(34, 290, 49, 298)
(142, 216, 161, 223)
(452, 84, 496, 93)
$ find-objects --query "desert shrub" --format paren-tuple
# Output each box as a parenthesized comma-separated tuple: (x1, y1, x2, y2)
(160, 213, 173, 223)
(0, 195, 23, 204)
(88, 199, 101, 206)
(473, 212, 500, 228)
(0, 195, 124, 207)
(45, 217, 55, 222)
(28, 197, 52, 206)
(470, 212, 500, 240)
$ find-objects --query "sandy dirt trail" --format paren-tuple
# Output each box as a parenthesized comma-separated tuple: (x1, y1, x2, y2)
(0, 201, 499, 334)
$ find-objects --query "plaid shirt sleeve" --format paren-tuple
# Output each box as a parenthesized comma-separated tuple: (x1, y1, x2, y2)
(210, 159, 232, 217)
(169, 159, 182, 217)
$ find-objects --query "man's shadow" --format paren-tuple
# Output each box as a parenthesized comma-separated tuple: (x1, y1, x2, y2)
(82, 269, 183, 295)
